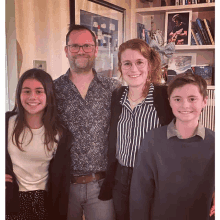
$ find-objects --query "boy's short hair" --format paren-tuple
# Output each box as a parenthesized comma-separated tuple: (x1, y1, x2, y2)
(167, 72, 208, 99)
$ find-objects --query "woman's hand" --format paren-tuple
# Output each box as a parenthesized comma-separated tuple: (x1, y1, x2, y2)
(210, 192, 215, 217)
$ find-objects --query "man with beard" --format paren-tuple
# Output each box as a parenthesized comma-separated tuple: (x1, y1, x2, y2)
(53, 25, 119, 220)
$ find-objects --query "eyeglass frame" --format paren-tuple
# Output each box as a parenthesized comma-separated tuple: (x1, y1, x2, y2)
(120, 59, 147, 70)
(66, 44, 96, 53)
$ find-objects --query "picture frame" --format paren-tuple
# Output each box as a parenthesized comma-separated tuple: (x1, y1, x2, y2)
(165, 11, 192, 47)
(70, 0, 126, 78)
(168, 52, 196, 74)
(33, 60, 47, 72)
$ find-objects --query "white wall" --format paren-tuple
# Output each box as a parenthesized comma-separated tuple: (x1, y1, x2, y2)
(15, 0, 70, 79)
(14, 0, 132, 80)
(6, 0, 18, 110)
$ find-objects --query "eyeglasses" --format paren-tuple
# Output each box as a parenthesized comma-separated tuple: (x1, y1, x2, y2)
(121, 60, 147, 70)
(66, 44, 95, 53)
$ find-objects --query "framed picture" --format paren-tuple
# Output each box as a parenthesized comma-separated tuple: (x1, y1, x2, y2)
(33, 60, 47, 71)
(168, 52, 196, 74)
(70, 0, 126, 78)
(165, 11, 192, 47)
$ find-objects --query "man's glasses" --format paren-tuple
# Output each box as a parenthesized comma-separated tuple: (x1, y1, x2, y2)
(66, 44, 95, 53)
(121, 60, 147, 70)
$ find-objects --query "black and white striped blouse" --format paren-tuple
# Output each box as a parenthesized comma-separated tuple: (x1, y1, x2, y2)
(116, 84, 160, 168)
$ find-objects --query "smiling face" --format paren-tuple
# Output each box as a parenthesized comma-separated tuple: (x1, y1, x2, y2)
(20, 78, 47, 118)
(65, 30, 98, 73)
(121, 49, 150, 90)
(169, 84, 207, 126)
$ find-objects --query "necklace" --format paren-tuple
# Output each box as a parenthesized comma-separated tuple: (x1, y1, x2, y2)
(128, 93, 144, 106)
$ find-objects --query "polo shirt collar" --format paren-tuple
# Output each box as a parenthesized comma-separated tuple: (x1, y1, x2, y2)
(167, 119, 205, 140)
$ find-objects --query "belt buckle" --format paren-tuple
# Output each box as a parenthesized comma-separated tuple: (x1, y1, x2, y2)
(82, 175, 86, 184)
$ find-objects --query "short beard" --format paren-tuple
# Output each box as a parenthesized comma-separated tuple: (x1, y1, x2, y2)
(69, 55, 95, 73)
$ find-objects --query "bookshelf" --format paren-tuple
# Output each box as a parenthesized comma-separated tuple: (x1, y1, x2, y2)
(132, 1, 215, 130)
(133, 2, 215, 65)
(135, 3, 215, 14)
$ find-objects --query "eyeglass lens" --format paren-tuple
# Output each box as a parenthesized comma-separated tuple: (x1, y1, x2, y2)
(68, 44, 94, 53)
(121, 60, 146, 70)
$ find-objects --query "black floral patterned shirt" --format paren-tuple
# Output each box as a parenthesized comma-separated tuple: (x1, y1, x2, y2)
(54, 69, 119, 176)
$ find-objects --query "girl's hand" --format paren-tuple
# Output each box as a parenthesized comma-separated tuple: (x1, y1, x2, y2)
(5, 174, 13, 183)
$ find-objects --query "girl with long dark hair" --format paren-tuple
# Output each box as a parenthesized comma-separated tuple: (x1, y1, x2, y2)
(6, 68, 71, 220)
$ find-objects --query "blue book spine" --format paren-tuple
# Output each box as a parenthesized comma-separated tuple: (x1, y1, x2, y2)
(185, 0, 188, 4)
(196, 18, 211, 45)
(194, 20, 205, 45)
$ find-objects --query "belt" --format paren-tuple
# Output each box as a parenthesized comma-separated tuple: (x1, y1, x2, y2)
(70, 171, 106, 184)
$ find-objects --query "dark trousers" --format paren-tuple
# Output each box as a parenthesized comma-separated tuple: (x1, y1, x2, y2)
(112, 162, 133, 220)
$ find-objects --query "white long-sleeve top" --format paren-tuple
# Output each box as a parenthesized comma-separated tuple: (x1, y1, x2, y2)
(8, 115, 57, 191)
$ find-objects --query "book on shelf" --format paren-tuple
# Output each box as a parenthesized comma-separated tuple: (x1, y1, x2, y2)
(137, 23, 145, 40)
(137, 24, 153, 45)
(196, 18, 212, 45)
(191, 29, 199, 45)
(175, 0, 179, 5)
(203, 19, 215, 45)
(195, 33, 203, 45)
(197, 0, 207, 3)
(185, 0, 188, 4)
(191, 33, 197, 45)
(188, 0, 192, 4)
(144, 30, 151, 44)
(191, 21, 205, 45)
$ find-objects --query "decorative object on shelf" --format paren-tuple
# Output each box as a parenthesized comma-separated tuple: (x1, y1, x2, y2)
(192, 65, 213, 85)
(71, 0, 125, 78)
(153, 30, 164, 46)
(166, 52, 197, 83)
(149, 40, 175, 66)
(165, 11, 192, 46)
(149, 39, 175, 84)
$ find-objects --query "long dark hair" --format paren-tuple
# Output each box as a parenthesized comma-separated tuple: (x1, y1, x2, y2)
(12, 68, 63, 151)
(118, 38, 161, 97)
